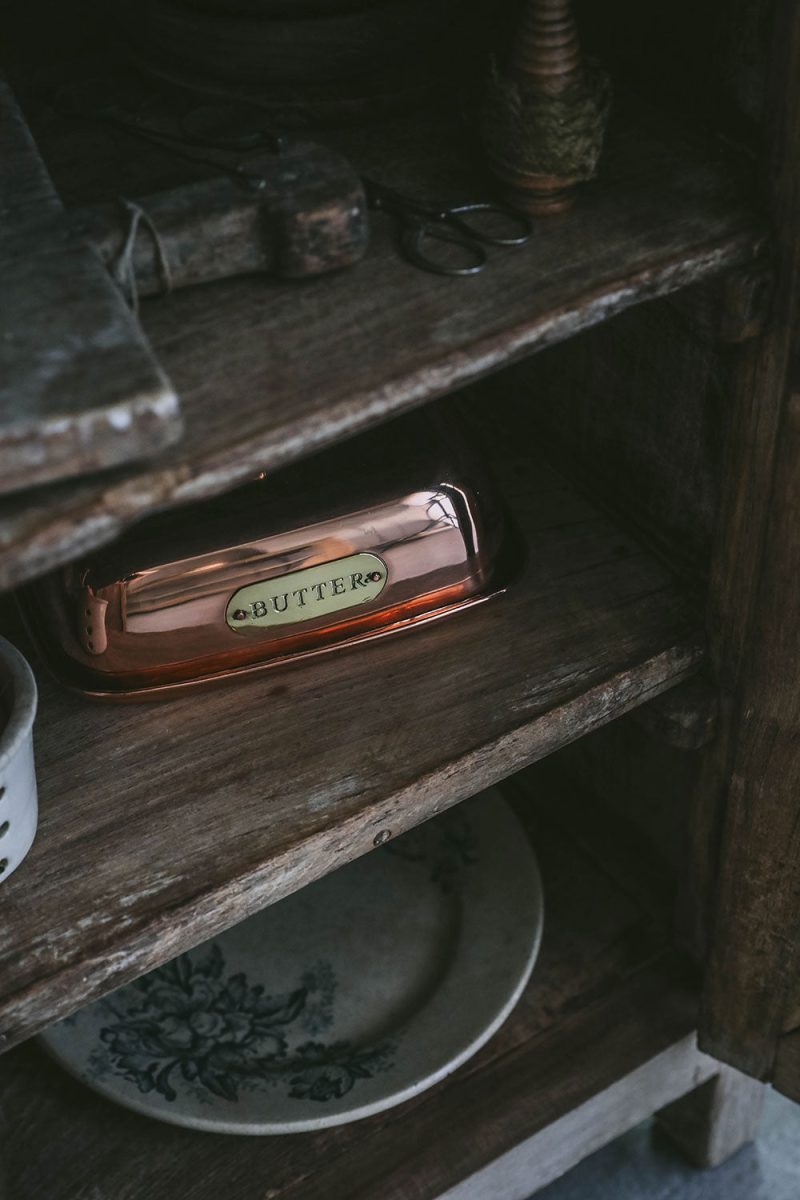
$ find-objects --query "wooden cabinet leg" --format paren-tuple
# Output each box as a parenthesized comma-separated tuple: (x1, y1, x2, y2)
(655, 1066, 766, 1168)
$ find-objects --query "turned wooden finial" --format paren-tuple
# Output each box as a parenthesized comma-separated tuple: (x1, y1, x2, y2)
(482, 0, 610, 216)
(510, 0, 584, 94)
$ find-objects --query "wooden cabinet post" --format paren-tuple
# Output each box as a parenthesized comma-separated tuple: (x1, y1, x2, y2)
(693, 0, 800, 1092)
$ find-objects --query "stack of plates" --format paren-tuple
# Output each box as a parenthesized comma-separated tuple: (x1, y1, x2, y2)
(42, 788, 543, 1134)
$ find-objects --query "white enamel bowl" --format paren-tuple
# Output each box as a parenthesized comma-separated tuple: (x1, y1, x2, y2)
(0, 637, 38, 884)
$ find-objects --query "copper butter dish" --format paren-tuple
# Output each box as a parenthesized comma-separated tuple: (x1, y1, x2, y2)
(23, 412, 509, 700)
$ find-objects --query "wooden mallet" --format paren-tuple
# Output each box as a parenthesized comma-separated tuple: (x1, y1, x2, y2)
(0, 77, 368, 497)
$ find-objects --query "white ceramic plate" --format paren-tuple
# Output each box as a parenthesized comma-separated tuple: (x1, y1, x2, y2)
(41, 788, 543, 1135)
(0, 636, 38, 885)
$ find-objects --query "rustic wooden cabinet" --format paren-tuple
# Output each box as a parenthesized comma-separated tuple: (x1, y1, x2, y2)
(0, 0, 798, 1196)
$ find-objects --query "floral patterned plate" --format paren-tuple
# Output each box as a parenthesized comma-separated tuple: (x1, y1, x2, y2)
(40, 788, 543, 1134)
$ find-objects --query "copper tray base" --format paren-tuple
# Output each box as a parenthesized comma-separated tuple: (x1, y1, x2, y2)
(24, 585, 504, 704)
(23, 410, 513, 702)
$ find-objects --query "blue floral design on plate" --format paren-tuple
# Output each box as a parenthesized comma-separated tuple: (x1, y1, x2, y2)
(88, 943, 394, 1105)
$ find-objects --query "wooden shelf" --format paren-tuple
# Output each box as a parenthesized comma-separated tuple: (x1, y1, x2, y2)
(0, 778, 714, 1200)
(0, 414, 703, 1051)
(0, 93, 763, 591)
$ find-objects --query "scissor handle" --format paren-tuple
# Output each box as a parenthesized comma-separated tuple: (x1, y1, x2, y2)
(445, 202, 532, 247)
(400, 219, 487, 277)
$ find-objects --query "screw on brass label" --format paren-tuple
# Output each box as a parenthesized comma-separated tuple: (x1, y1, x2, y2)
(226, 552, 388, 632)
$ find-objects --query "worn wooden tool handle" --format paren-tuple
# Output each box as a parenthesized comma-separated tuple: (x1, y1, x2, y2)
(69, 141, 369, 297)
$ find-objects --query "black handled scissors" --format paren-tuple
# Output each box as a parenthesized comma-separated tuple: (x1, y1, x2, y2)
(363, 177, 531, 277)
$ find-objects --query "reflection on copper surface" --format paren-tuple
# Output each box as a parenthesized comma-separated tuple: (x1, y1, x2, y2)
(23, 412, 509, 700)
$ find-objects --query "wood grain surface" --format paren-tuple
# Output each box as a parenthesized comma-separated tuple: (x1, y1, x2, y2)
(0, 98, 763, 591)
(695, 0, 800, 1091)
(0, 79, 183, 497)
(0, 777, 701, 1200)
(0, 417, 702, 1052)
(502, 291, 730, 581)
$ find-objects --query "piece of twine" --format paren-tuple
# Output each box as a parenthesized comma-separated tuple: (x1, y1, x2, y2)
(113, 198, 173, 314)
(482, 60, 611, 181)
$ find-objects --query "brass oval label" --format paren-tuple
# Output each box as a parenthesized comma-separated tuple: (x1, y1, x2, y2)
(226, 552, 388, 633)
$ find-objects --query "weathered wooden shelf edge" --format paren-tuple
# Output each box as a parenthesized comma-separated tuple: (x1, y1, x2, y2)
(163, 227, 761, 504)
(0, 640, 702, 1056)
(0, 230, 762, 595)
(0, 420, 705, 1051)
(0, 85, 762, 600)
